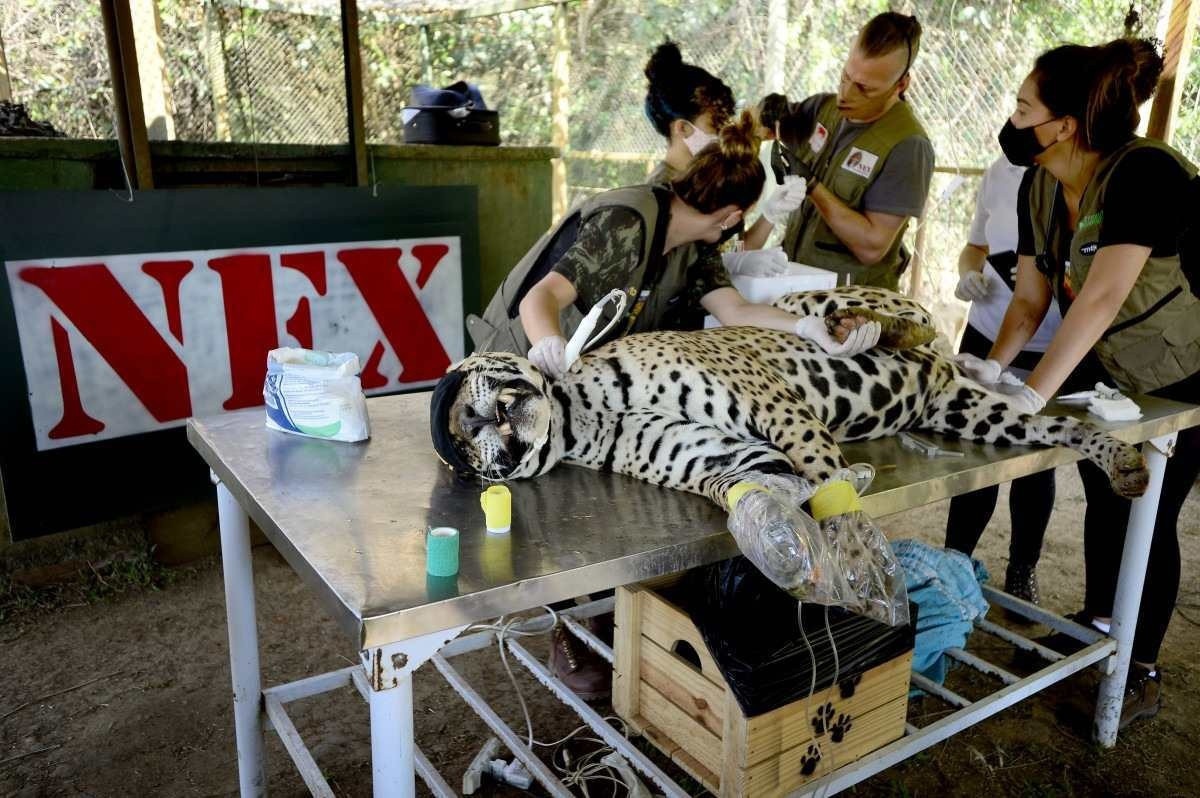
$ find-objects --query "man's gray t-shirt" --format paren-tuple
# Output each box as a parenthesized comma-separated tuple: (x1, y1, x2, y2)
(782, 93, 934, 218)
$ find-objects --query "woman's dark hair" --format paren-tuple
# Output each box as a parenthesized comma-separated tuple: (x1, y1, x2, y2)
(644, 41, 735, 139)
(1032, 37, 1164, 153)
(672, 110, 764, 213)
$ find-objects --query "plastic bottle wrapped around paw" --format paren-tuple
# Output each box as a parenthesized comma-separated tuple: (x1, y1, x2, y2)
(725, 480, 851, 607)
(809, 480, 910, 627)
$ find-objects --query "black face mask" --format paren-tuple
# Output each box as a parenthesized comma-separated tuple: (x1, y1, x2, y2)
(998, 117, 1060, 167)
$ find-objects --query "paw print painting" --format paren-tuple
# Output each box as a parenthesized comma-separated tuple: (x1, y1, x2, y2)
(831, 713, 853, 743)
(811, 702, 835, 735)
(800, 743, 822, 776)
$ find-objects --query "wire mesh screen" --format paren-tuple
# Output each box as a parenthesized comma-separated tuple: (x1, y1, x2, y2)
(0, 0, 114, 138)
(1174, 18, 1200, 163)
(155, 1, 347, 144)
(361, 5, 555, 145)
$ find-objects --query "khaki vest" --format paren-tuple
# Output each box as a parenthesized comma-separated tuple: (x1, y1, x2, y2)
(783, 95, 929, 290)
(467, 185, 706, 355)
(1027, 138, 1200, 394)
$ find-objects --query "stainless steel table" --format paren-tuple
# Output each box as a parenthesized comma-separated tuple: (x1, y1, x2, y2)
(189, 393, 1200, 797)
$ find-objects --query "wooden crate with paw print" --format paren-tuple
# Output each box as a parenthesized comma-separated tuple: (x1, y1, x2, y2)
(612, 577, 911, 797)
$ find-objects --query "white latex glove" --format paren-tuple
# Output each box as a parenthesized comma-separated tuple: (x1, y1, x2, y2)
(954, 270, 990, 302)
(527, 335, 568, 379)
(989, 378, 1047, 414)
(722, 246, 789, 277)
(794, 315, 881, 357)
(762, 175, 807, 227)
(954, 353, 1003, 385)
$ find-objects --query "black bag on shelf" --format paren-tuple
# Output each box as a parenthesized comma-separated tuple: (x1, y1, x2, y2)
(678, 556, 916, 718)
(402, 80, 500, 146)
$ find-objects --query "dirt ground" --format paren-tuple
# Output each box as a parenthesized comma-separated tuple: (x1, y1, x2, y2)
(2, 467, 1199, 798)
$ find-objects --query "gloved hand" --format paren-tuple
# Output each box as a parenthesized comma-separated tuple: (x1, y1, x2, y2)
(954, 270, 990, 302)
(954, 353, 1003, 385)
(763, 175, 807, 227)
(722, 246, 789, 277)
(989, 378, 1047, 414)
(527, 335, 567, 379)
(795, 315, 881, 356)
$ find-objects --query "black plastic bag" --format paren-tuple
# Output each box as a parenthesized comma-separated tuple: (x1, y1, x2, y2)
(678, 557, 915, 717)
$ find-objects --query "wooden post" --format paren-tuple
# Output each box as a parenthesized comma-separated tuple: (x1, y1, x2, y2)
(550, 1, 570, 217)
(419, 24, 434, 85)
(129, 0, 175, 139)
(0, 20, 11, 102)
(765, 0, 788, 94)
(340, 0, 369, 186)
(1147, 0, 1198, 141)
(203, 0, 231, 141)
(908, 216, 928, 299)
(99, 0, 154, 189)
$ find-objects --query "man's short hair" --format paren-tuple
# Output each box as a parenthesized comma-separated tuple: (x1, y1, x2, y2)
(859, 11, 922, 74)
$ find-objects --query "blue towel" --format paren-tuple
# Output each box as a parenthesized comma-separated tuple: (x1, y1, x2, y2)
(891, 540, 989, 684)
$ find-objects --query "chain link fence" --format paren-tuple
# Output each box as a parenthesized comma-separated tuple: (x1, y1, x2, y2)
(0, 0, 114, 138)
(1175, 16, 1200, 163)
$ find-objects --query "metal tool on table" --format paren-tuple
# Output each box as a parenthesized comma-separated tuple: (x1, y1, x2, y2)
(898, 430, 965, 458)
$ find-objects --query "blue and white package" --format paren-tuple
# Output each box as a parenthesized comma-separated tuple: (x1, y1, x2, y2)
(263, 348, 370, 442)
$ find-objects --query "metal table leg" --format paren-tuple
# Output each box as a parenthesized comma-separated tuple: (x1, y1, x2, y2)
(1094, 434, 1176, 747)
(370, 673, 415, 798)
(216, 477, 267, 796)
(359, 626, 468, 798)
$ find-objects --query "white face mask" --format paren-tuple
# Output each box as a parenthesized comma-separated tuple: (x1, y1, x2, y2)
(681, 121, 718, 156)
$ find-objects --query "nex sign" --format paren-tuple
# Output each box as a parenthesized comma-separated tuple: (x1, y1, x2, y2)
(6, 238, 463, 451)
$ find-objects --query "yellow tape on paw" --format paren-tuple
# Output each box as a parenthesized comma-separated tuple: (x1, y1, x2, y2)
(809, 480, 861, 521)
(726, 481, 766, 511)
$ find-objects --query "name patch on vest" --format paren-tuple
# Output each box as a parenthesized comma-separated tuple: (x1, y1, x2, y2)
(1080, 242, 1099, 256)
(841, 147, 878, 179)
(809, 123, 829, 154)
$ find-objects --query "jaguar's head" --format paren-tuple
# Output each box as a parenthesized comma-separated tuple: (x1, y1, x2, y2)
(429, 352, 559, 482)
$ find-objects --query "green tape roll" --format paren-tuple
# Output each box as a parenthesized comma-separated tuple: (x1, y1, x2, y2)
(426, 526, 459, 577)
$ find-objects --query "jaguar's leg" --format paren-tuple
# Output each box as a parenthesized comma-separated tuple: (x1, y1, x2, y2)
(916, 383, 1149, 498)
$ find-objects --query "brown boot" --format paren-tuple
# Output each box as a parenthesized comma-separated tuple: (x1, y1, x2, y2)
(1119, 665, 1162, 730)
(548, 619, 612, 701)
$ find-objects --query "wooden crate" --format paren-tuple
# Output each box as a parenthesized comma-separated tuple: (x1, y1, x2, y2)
(613, 577, 911, 797)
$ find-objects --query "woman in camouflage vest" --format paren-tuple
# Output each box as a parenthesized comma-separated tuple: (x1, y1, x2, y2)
(963, 37, 1200, 729)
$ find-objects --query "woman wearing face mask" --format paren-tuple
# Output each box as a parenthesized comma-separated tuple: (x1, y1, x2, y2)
(967, 37, 1199, 729)
(642, 41, 733, 185)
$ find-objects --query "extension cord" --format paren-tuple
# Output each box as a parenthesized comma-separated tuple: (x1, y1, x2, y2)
(488, 757, 533, 790)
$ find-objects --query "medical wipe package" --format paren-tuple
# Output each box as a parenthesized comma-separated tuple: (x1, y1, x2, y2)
(263, 348, 371, 442)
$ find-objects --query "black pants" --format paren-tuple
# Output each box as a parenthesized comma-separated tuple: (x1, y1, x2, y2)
(944, 324, 1056, 564)
(1077, 368, 1200, 664)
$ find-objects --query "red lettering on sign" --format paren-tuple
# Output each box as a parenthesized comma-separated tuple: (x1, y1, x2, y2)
(285, 297, 313, 350)
(279, 251, 326, 352)
(47, 318, 105, 440)
(338, 247, 449, 383)
(19, 264, 192, 423)
(412, 244, 450, 289)
(281, 251, 327, 295)
(360, 341, 388, 390)
(142, 260, 194, 344)
(209, 254, 279, 410)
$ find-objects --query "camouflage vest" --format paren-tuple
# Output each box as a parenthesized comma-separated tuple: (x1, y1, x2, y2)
(782, 95, 929, 290)
(1027, 138, 1200, 394)
(468, 185, 699, 355)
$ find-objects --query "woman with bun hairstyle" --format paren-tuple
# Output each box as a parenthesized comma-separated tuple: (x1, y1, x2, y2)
(469, 111, 882, 385)
(643, 41, 736, 184)
(962, 37, 1199, 728)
